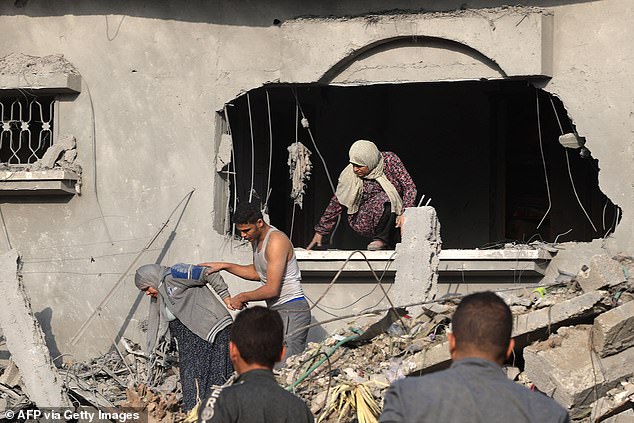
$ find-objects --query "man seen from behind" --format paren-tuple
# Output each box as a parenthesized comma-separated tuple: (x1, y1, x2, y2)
(198, 306, 314, 423)
(380, 291, 570, 423)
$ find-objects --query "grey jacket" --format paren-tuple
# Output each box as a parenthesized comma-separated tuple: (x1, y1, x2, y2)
(380, 357, 570, 423)
(158, 270, 232, 345)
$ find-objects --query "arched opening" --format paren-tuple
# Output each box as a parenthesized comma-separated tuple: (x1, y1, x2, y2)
(217, 80, 620, 250)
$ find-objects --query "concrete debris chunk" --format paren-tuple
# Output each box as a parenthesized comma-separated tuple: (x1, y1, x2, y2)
(504, 366, 521, 381)
(524, 325, 634, 410)
(216, 133, 233, 172)
(577, 255, 629, 293)
(0, 250, 71, 408)
(0, 360, 23, 388)
(593, 299, 634, 357)
(32, 135, 77, 169)
(602, 409, 634, 423)
(393, 206, 441, 311)
(512, 290, 608, 345)
(588, 378, 634, 422)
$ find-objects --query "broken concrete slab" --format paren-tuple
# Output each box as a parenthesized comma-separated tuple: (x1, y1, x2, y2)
(593, 300, 634, 357)
(403, 290, 609, 374)
(401, 339, 451, 375)
(512, 290, 609, 346)
(33, 136, 76, 169)
(577, 255, 629, 293)
(0, 250, 71, 408)
(0, 360, 23, 388)
(589, 381, 634, 423)
(393, 206, 441, 310)
(601, 408, 634, 423)
(524, 325, 634, 409)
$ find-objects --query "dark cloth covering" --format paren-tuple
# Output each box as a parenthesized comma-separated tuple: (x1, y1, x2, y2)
(169, 320, 233, 411)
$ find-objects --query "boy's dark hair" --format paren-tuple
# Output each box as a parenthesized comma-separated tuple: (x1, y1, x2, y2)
(233, 202, 263, 225)
(451, 291, 512, 361)
(230, 306, 284, 368)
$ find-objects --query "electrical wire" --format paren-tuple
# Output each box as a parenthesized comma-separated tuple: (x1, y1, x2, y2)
(305, 249, 407, 333)
(0, 204, 12, 249)
(69, 189, 196, 346)
(82, 78, 115, 245)
(291, 88, 336, 195)
(265, 90, 273, 211)
(291, 88, 343, 245)
(289, 102, 300, 240)
(247, 93, 255, 203)
(535, 90, 552, 230)
(223, 104, 238, 243)
(286, 280, 573, 341)
(548, 96, 597, 232)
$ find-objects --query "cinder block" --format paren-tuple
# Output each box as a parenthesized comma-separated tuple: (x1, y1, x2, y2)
(593, 300, 634, 357)
(524, 326, 634, 409)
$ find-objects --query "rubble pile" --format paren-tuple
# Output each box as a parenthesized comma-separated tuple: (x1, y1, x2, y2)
(1, 253, 633, 422)
(279, 303, 456, 422)
(0, 359, 32, 419)
(279, 254, 634, 423)
(0, 338, 189, 422)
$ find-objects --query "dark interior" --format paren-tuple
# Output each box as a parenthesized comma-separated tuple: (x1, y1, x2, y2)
(221, 81, 620, 249)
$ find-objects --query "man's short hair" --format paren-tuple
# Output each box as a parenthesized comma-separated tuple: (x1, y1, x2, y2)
(230, 306, 284, 368)
(451, 291, 513, 361)
(233, 202, 263, 225)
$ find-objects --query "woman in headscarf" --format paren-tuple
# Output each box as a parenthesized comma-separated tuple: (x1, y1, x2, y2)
(134, 263, 234, 412)
(307, 140, 417, 250)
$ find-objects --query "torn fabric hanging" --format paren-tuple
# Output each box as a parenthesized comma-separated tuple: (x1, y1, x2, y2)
(287, 142, 312, 209)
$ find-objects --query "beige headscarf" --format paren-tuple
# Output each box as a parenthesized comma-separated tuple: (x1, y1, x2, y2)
(334, 140, 404, 215)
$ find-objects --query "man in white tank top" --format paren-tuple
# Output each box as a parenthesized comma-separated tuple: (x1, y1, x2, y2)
(199, 202, 312, 362)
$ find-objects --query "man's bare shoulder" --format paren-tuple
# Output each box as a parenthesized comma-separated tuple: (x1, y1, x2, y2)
(265, 229, 294, 252)
(269, 229, 292, 244)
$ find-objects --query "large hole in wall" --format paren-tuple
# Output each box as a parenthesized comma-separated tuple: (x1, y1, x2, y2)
(217, 80, 621, 249)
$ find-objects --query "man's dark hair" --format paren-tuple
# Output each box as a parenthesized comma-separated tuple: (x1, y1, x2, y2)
(451, 291, 513, 361)
(233, 202, 263, 225)
(230, 306, 284, 368)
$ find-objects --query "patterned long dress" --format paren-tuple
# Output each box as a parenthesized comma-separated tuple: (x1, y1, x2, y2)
(314, 151, 417, 239)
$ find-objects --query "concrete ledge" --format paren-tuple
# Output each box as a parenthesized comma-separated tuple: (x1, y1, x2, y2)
(0, 53, 81, 93)
(295, 247, 553, 280)
(0, 73, 81, 94)
(0, 169, 79, 195)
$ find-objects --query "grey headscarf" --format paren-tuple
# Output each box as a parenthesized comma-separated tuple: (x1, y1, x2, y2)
(135, 264, 169, 354)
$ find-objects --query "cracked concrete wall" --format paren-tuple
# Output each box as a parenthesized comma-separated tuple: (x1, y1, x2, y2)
(0, 0, 632, 359)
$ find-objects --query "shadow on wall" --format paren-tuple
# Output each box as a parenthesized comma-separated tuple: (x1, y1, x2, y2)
(34, 307, 63, 367)
(2, 0, 597, 27)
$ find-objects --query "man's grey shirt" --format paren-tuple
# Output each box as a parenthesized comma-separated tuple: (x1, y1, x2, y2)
(380, 358, 570, 423)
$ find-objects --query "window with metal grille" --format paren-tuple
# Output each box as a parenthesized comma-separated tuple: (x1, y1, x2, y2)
(0, 96, 54, 165)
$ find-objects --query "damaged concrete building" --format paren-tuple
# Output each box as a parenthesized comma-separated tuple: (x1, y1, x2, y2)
(0, 0, 633, 419)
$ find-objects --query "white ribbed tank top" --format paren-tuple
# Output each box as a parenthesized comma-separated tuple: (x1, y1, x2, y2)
(253, 226, 304, 308)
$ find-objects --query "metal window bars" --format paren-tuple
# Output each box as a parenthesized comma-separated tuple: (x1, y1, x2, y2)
(0, 96, 54, 165)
